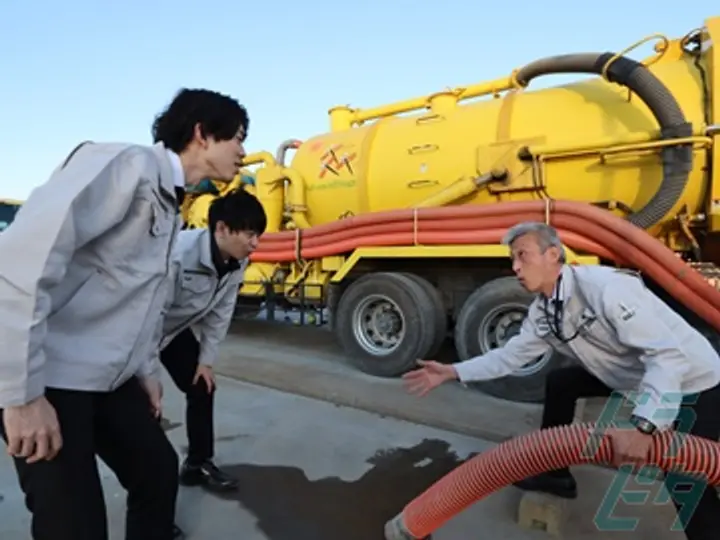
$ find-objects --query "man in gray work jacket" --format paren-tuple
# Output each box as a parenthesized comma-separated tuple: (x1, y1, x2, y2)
(154, 186, 266, 493)
(0, 88, 251, 540)
(404, 221, 720, 540)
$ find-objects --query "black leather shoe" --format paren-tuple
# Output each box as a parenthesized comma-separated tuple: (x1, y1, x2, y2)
(179, 459, 239, 492)
(173, 524, 185, 539)
(513, 471, 578, 499)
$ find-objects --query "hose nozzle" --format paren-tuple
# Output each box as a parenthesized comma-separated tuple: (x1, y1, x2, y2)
(384, 513, 431, 539)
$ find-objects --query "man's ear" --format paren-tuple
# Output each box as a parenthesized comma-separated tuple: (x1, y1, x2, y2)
(547, 245, 561, 262)
(214, 220, 228, 235)
(193, 122, 208, 147)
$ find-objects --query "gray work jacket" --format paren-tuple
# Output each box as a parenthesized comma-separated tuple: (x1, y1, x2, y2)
(153, 228, 247, 370)
(0, 142, 182, 407)
(454, 264, 720, 429)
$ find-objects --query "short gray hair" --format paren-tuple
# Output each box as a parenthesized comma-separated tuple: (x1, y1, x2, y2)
(502, 221, 566, 263)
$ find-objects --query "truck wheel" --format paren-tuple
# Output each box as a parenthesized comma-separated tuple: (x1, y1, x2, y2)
(335, 272, 441, 377)
(400, 272, 447, 359)
(454, 276, 562, 403)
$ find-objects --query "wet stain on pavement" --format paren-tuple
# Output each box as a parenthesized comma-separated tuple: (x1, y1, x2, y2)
(212, 438, 477, 539)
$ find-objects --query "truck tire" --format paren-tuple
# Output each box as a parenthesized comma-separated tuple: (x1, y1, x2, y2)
(334, 272, 441, 377)
(454, 276, 563, 403)
(399, 272, 447, 359)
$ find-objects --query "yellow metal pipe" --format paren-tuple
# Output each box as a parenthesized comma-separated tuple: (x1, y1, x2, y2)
(328, 75, 520, 130)
(522, 126, 710, 160)
(241, 151, 275, 167)
(282, 167, 311, 229)
(253, 167, 285, 233)
(412, 170, 508, 208)
(528, 136, 711, 161)
(412, 177, 480, 208)
(599, 137, 712, 157)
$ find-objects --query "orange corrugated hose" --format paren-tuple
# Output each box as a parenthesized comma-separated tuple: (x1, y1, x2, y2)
(250, 199, 720, 332)
(382, 422, 720, 539)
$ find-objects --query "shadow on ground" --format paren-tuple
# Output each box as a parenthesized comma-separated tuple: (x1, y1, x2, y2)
(212, 438, 477, 539)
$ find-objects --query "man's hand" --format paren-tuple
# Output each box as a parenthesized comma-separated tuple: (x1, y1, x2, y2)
(3, 396, 63, 464)
(402, 360, 458, 397)
(193, 364, 215, 393)
(607, 427, 654, 469)
(139, 376, 163, 418)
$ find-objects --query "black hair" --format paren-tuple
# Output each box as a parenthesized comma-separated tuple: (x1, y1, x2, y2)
(151, 88, 249, 153)
(208, 187, 267, 236)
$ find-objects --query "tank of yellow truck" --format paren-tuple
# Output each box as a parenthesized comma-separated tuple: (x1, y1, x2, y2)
(295, 68, 706, 232)
(182, 18, 720, 404)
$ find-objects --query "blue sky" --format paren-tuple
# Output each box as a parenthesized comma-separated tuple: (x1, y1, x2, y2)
(1, 1, 716, 200)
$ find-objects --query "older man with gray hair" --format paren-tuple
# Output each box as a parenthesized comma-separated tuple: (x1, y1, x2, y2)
(403, 221, 720, 540)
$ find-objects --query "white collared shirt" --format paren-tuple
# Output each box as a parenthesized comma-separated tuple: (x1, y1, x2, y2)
(165, 149, 185, 188)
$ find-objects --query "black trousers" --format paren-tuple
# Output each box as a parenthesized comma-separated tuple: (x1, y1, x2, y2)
(0, 376, 179, 540)
(160, 327, 215, 464)
(543, 364, 720, 540)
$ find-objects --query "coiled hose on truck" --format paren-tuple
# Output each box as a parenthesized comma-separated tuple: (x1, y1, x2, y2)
(251, 199, 720, 333)
(514, 51, 693, 231)
(383, 422, 720, 539)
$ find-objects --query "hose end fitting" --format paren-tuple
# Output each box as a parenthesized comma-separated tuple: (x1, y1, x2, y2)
(385, 513, 430, 539)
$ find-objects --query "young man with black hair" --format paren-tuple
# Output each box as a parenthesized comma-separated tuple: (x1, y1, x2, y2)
(0, 88, 249, 540)
(154, 187, 266, 493)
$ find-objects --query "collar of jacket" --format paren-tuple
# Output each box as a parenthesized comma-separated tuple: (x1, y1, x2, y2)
(164, 148, 187, 209)
(149, 142, 184, 211)
(164, 148, 186, 188)
(207, 230, 241, 278)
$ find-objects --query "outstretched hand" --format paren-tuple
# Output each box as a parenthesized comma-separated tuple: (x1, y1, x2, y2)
(402, 359, 458, 397)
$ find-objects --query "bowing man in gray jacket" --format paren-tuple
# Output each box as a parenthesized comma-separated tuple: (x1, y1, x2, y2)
(153, 187, 266, 492)
(404, 221, 720, 540)
(0, 88, 250, 540)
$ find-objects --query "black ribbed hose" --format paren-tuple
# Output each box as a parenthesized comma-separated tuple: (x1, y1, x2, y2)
(515, 52, 693, 230)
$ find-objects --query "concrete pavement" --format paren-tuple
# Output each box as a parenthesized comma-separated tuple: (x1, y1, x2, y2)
(215, 319, 545, 443)
(0, 372, 687, 539)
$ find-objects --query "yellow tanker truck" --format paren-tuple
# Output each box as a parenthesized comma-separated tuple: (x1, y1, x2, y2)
(182, 16, 720, 404)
